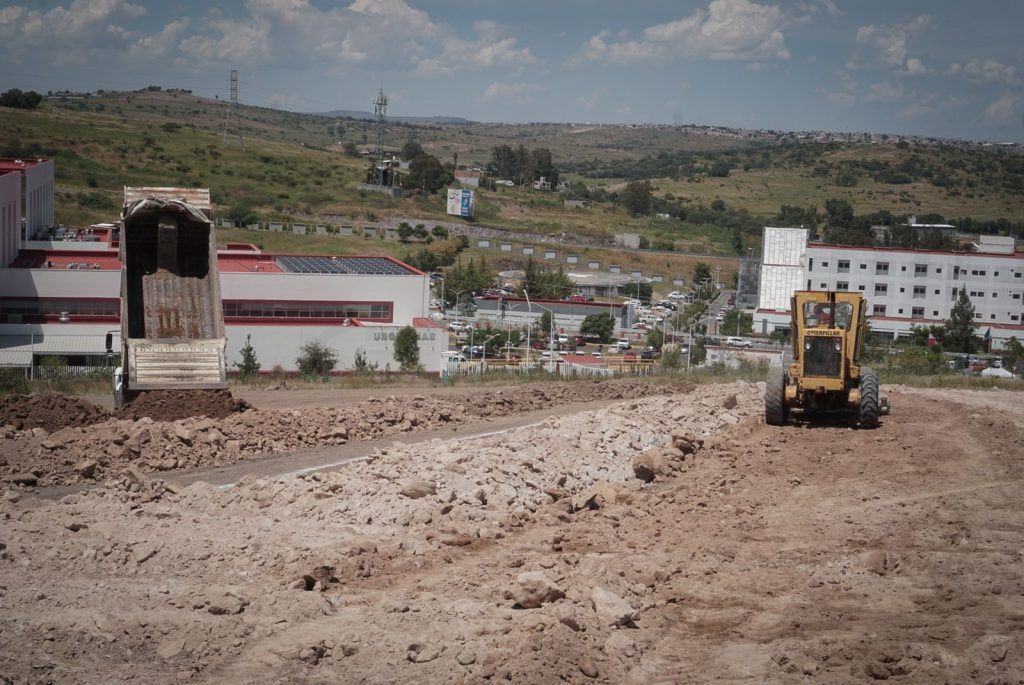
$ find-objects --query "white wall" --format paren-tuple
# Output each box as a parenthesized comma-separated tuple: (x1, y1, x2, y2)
(24, 161, 54, 237)
(0, 172, 19, 269)
(758, 227, 808, 311)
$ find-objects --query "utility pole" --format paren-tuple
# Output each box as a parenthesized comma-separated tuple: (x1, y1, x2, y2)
(373, 89, 388, 187)
(223, 69, 243, 148)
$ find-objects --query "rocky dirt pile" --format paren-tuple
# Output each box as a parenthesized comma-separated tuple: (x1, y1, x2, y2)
(0, 393, 110, 431)
(1, 380, 695, 487)
(117, 389, 251, 422)
(0, 382, 763, 684)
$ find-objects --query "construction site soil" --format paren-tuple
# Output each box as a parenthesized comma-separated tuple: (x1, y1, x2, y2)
(1, 381, 1023, 684)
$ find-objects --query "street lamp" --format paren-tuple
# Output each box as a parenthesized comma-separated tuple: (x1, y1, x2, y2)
(523, 289, 557, 369)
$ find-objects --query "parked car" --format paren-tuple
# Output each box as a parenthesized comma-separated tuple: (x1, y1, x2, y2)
(640, 347, 660, 360)
(632, 322, 650, 331)
(557, 334, 570, 344)
(726, 336, 753, 348)
(448, 320, 471, 332)
(616, 338, 632, 350)
(623, 351, 638, 362)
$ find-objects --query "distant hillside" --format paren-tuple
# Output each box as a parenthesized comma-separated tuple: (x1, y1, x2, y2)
(317, 109, 472, 125)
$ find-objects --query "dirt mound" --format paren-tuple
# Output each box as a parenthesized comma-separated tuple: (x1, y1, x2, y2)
(0, 393, 110, 432)
(117, 389, 251, 422)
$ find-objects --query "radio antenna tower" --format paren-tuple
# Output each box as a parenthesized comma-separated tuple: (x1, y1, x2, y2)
(223, 69, 243, 147)
(373, 88, 388, 186)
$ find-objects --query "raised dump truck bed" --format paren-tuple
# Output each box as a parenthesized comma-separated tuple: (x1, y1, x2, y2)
(117, 193, 227, 398)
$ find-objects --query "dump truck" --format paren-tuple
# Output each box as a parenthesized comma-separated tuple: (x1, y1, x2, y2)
(106, 188, 228, 409)
(765, 290, 889, 428)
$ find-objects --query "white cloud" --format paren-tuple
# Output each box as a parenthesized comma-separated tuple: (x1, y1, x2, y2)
(130, 18, 189, 57)
(482, 81, 543, 103)
(576, 0, 790, 65)
(851, 14, 932, 76)
(416, 20, 539, 75)
(947, 59, 1021, 87)
(0, 0, 145, 50)
(983, 92, 1024, 126)
(864, 81, 909, 104)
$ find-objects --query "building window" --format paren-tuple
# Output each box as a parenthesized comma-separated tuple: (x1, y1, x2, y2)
(913, 285, 926, 298)
(975, 312, 983, 318)
(1013, 293, 1022, 300)
(874, 283, 888, 295)
(899, 287, 905, 293)
(876, 262, 889, 275)
(915, 264, 928, 276)
(936, 267, 942, 274)
(838, 260, 850, 273)
(1016, 272, 1022, 278)
(821, 261, 829, 268)
(223, 300, 393, 321)
(991, 314, 996, 319)
(873, 304, 886, 316)
(901, 265, 907, 272)
(860, 263, 867, 270)
(0, 298, 119, 322)
(820, 283, 827, 289)
(912, 307, 924, 319)
(934, 289, 940, 295)
(898, 308, 904, 314)
(1013, 315, 1020, 321)
(994, 271, 999, 277)
(837, 281, 849, 290)
(808, 258, 814, 271)
(858, 284, 866, 291)
(951, 289, 958, 301)
(932, 310, 939, 316)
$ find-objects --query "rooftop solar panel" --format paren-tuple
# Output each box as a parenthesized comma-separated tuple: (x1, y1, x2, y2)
(275, 255, 415, 276)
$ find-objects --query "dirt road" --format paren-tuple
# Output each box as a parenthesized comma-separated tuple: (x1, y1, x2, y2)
(1, 383, 1022, 684)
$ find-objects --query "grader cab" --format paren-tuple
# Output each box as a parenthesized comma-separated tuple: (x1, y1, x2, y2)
(765, 291, 887, 428)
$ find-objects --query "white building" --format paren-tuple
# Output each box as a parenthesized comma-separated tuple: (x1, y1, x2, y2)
(755, 228, 1024, 350)
(1, 235, 446, 375)
(0, 158, 54, 241)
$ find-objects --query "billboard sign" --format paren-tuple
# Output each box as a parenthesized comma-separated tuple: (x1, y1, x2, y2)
(446, 188, 474, 218)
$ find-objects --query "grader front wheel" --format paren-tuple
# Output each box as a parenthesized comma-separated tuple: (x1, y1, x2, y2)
(765, 365, 787, 426)
(859, 367, 880, 429)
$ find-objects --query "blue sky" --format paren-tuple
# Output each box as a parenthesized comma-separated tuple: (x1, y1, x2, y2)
(2, 0, 1023, 141)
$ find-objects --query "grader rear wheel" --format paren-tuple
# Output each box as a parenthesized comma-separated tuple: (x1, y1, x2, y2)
(859, 367, 880, 429)
(765, 365, 787, 426)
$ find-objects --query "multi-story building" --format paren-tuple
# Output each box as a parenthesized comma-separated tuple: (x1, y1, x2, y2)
(755, 228, 1024, 350)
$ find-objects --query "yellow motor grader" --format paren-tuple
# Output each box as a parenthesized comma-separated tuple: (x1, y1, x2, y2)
(765, 290, 888, 428)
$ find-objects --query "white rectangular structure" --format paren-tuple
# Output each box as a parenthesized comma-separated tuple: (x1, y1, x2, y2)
(0, 172, 20, 269)
(758, 227, 808, 312)
(446, 188, 474, 217)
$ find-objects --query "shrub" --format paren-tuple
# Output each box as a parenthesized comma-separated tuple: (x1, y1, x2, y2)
(393, 326, 420, 371)
(296, 340, 338, 379)
(234, 334, 261, 378)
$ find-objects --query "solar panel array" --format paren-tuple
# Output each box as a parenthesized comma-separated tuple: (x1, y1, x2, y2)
(276, 255, 414, 276)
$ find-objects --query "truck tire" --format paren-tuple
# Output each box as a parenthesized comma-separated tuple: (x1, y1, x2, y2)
(765, 365, 787, 426)
(859, 367, 880, 429)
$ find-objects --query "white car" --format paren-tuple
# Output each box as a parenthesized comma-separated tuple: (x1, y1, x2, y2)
(616, 338, 632, 350)
(667, 291, 684, 299)
(448, 321, 471, 332)
(557, 334, 570, 344)
(726, 336, 753, 348)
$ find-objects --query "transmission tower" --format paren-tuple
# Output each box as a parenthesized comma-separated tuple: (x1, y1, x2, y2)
(223, 69, 243, 147)
(373, 88, 388, 186)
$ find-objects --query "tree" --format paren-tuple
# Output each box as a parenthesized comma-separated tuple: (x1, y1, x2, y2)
(721, 309, 753, 336)
(538, 310, 553, 338)
(580, 313, 615, 343)
(692, 262, 713, 288)
(405, 154, 452, 193)
(527, 147, 559, 186)
(396, 222, 415, 242)
(646, 328, 665, 350)
(342, 141, 359, 157)
(0, 88, 43, 109)
(431, 225, 449, 239)
(443, 258, 495, 306)
(731, 229, 743, 255)
(944, 287, 977, 353)
(394, 326, 420, 371)
(401, 140, 425, 161)
(709, 160, 731, 177)
(622, 181, 652, 217)
(1002, 337, 1024, 374)
(234, 334, 261, 378)
(296, 340, 338, 379)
